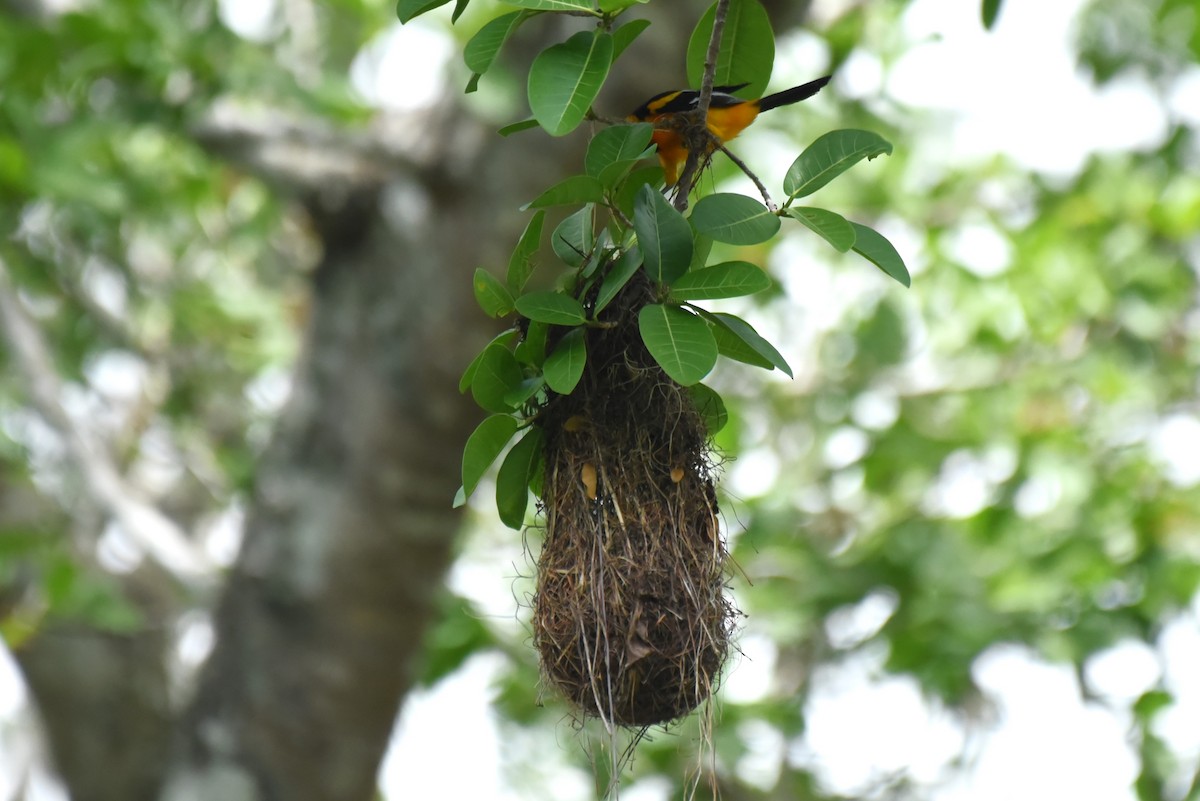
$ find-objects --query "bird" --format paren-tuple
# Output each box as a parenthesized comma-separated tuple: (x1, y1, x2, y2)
(627, 75, 832, 186)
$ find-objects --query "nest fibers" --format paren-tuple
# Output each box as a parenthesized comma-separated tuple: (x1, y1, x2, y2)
(532, 271, 736, 728)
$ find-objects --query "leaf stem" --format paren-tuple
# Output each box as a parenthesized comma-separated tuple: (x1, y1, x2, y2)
(715, 141, 775, 210)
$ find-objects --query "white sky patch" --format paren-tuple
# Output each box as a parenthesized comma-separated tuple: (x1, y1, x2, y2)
(621, 776, 673, 801)
(825, 588, 899, 650)
(829, 466, 864, 508)
(1155, 610, 1200, 761)
(852, 388, 900, 430)
(944, 220, 1013, 278)
(938, 645, 1139, 801)
(1148, 414, 1200, 487)
(726, 447, 782, 499)
(96, 520, 146, 574)
(245, 367, 292, 415)
(447, 517, 537, 636)
(201, 502, 245, 567)
(174, 611, 216, 670)
(794, 647, 963, 793)
(381, 653, 509, 800)
(923, 449, 996, 519)
(736, 720, 787, 790)
(891, 0, 1168, 177)
(217, 0, 280, 42)
(1013, 473, 1063, 518)
(80, 256, 128, 319)
(723, 633, 778, 704)
(838, 48, 886, 99)
(1167, 65, 1200, 127)
(0, 646, 27, 719)
(1084, 639, 1162, 705)
(823, 425, 870, 470)
(351, 22, 453, 112)
(129, 424, 185, 495)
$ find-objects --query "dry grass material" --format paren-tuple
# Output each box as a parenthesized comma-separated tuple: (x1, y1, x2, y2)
(532, 271, 735, 728)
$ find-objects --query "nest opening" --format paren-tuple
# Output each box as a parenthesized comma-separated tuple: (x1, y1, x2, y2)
(532, 271, 736, 728)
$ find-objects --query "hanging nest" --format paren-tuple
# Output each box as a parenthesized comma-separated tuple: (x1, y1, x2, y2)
(532, 270, 736, 728)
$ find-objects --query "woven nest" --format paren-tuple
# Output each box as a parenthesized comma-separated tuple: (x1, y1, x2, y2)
(532, 270, 735, 728)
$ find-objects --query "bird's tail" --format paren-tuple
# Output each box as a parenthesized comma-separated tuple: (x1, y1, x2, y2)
(757, 75, 832, 112)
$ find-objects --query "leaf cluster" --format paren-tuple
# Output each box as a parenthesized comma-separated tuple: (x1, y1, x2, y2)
(399, 0, 910, 526)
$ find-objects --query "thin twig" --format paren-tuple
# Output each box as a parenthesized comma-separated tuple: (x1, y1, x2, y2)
(673, 0, 731, 210)
(714, 141, 775, 210)
(585, 109, 626, 127)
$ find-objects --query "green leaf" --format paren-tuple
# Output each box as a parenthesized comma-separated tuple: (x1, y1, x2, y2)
(982, 0, 1002, 29)
(708, 318, 772, 369)
(543, 328, 587, 393)
(614, 165, 665, 218)
(669, 260, 771, 300)
(496, 427, 544, 529)
(528, 31, 613, 137)
(611, 18, 651, 59)
(514, 320, 549, 366)
(708, 312, 792, 376)
(504, 375, 546, 407)
(597, 158, 646, 189)
(595, 246, 641, 314)
(633, 184, 693, 284)
(499, 118, 540, 136)
(783, 129, 894, 199)
(686, 0, 775, 99)
(586, 123, 654, 178)
(474, 269, 515, 317)
(418, 594, 492, 684)
(507, 210, 545, 292)
(452, 0, 471, 21)
(850, 222, 911, 287)
(464, 12, 525, 76)
(398, 0, 451, 22)
(690, 193, 780, 245)
(638, 304, 718, 385)
(551, 205, 594, 267)
(600, 0, 645, 12)
(471, 343, 524, 412)
(785, 206, 856, 251)
(460, 329, 518, 392)
(688, 383, 728, 433)
(689, 234, 714, 271)
(505, 0, 595, 10)
(524, 175, 605, 209)
(462, 414, 520, 499)
(580, 241, 611, 279)
(1133, 690, 1173, 721)
(515, 291, 587, 324)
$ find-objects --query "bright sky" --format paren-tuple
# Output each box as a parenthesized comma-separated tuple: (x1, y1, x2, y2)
(3, 1, 1198, 800)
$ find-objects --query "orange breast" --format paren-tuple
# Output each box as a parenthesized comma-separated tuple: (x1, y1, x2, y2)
(705, 103, 760, 143)
(651, 130, 689, 186)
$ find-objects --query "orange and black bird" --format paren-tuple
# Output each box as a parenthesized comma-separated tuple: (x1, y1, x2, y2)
(628, 75, 832, 186)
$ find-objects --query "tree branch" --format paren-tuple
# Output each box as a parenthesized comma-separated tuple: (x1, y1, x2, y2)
(715, 140, 775, 209)
(189, 99, 432, 195)
(0, 257, 213, 585)
(673, 0, 731, 210)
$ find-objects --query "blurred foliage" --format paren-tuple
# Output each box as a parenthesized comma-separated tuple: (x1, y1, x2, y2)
(0, 0, 332, 629)
(0, 0, 1198, 800)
